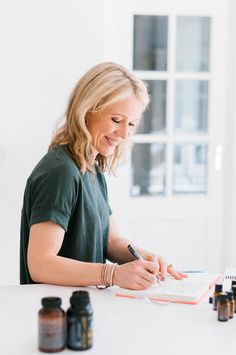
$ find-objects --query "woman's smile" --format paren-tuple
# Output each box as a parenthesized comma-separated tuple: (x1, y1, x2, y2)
(104, 136, 119, 147)
(86, 96, 143, 159)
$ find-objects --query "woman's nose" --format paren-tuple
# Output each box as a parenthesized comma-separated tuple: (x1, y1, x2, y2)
(117, 122, 129, 139)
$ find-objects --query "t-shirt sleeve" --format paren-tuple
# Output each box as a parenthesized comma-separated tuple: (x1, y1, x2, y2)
(29, 165, 79, 231)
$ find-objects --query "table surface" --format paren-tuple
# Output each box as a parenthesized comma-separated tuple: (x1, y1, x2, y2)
(0, 283, 235, 355)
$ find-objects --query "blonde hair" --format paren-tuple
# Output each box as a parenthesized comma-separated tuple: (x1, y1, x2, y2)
(49, 62, 149, 174)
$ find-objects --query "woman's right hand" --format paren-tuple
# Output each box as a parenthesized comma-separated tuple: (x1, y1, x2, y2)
(113, 260, 159, 290)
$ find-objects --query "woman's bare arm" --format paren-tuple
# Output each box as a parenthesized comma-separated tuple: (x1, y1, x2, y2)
(28, 221, 103, 286)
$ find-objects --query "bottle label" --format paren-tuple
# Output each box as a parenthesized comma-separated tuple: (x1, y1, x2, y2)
(67, 314, 93, 350)
(39, 318, 65, 350)
(218, 306, 229, 321)
(229, 301, 234, 318)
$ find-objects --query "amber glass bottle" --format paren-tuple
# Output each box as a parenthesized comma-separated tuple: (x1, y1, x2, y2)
(213, 284, 223, 310)
(217, 293, 229, 322)
(231, 280, 236, 288)
(226, 291, 234, 319)
(232, 285, 236, 313)
(38, 297, 66, 353)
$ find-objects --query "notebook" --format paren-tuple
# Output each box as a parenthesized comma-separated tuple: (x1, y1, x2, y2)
(114, 273, 221, 304)
(223, 267, 236, 291)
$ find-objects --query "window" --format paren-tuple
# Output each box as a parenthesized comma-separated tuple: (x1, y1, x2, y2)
(132, 15, 211, 196)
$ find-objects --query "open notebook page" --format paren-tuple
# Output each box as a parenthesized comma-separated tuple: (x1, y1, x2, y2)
(113, 273, 221, 304)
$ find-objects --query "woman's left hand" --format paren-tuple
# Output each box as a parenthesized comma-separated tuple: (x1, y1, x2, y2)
(141, 251, 188, 281)
(166, 264, 188, 280)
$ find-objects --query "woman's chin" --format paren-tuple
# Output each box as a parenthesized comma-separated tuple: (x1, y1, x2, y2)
(97, 147, 115, 157)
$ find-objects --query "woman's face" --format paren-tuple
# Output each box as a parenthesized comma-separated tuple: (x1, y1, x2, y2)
(86, 96, 143, 159)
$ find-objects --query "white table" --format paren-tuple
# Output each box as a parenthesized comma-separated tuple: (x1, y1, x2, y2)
(0, 284, 235, 355)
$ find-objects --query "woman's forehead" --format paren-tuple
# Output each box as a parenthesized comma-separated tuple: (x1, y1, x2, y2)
(104, 96, 143, 119)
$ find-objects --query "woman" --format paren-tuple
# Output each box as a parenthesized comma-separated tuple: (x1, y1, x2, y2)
(20, 62, 186, 289)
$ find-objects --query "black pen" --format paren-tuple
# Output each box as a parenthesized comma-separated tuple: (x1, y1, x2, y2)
(128, 244, 145, 261)
(127, 244, 162, 284)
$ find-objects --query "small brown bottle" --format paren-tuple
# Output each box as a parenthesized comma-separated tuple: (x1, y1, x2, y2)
(213, 284, 222, 310)
(38, 297, 66, 353)
(231, 280, 236, 288)
(226, 291, 234, 319)
(232, 285, 236, 313)
(217, 292, 229, 322)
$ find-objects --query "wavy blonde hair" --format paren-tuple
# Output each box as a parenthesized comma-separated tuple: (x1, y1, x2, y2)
(49, 62, 149, 174)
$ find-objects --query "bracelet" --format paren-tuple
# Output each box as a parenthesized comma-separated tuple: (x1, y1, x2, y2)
(109, 263, 117, 286)
(96, 263, 117, 289)
(96, 264, 109, 290)
(103, 263, 109, 287)
(96, 264, 107, 290)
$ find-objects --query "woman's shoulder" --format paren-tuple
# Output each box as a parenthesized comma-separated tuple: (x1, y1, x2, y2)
(30, 145, 82, 183)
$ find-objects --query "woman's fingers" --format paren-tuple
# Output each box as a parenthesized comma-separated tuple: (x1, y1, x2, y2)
(158, 256, 168, 281)
(167, 265, 188, 279)
(115, 258, 189, 290)
(142, 269, 158, 285)
(142, 254, 168, 280)
(115, 260, 159, 290)
(144, 259, 159, 275)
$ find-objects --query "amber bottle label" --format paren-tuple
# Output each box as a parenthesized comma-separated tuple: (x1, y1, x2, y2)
(218, 305, 229, 321)
(39, 318, 65, 350)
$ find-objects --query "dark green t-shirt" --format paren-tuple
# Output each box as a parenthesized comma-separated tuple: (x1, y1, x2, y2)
(20, 145, 112, 284)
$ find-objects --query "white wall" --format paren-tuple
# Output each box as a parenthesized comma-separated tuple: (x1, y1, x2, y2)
(0, 0, 106, 284)
(0, 0, 235, 285)
(223, 0, 236, 269)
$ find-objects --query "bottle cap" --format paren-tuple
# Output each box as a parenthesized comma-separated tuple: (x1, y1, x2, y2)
(226, 291, 233, 300)
(232, 280, 236, 287)
(70, 291, 91, 308)
(41, 297, 62, 308)
(232, 285, 236, 295)
(72, 290, 90, 299)
(209, 297, 213, 304)
(215, 284, 223, 292)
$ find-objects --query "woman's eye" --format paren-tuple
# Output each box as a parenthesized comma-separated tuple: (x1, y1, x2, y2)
(111, 118, 120, 123)
(111, 117, 135, 127)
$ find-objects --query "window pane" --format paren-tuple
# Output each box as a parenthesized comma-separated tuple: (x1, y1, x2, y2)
(137, 80, 167, 134)
(175, 80, 208, 133)
(173, 143, 208, 194)
(176, 16, 211, 72)
(133, 15, 168, 71)
(131, 143, 166, 196)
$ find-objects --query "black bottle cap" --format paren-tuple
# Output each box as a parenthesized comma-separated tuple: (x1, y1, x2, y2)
(232, 285, 236, 295)
(42, 297, 62, 308)
(232, 280, 236, 287)
(219, 292, 228, 303)
(209, 297, 213, 304)
(70, 291, 91, 309)
(72, 290, 90, 299)
(215, 284, 223, 292)
(226, 291, 233, 300)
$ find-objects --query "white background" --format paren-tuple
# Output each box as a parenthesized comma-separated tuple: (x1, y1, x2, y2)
(0, 0, 236, 284)
(104, 0, 230, 273)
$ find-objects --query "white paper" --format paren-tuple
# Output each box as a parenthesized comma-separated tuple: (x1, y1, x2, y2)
(223, 267, 236, 291)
